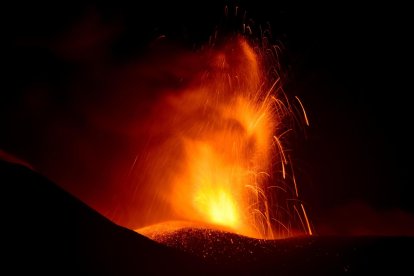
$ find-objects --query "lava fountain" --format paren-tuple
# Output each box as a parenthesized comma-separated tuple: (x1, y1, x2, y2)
(131, 18, 311, 240)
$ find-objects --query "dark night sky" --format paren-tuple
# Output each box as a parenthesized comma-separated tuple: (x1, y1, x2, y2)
(2, 1, 413, 235)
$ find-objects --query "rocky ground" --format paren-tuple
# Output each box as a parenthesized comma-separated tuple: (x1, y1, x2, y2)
(2, 159, 413, 275)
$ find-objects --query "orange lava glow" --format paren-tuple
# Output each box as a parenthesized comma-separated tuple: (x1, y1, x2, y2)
(131, 36, 311, 239)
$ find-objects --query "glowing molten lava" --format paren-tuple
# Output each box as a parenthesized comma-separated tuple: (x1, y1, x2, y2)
(131, 36, 311, 239)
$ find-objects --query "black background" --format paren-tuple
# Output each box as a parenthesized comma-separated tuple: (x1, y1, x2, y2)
(2, 1, 413, 234)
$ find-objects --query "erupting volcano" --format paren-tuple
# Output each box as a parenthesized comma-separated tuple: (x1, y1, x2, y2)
(129, 18, 311, 240)
(4, 1, 414, 274)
